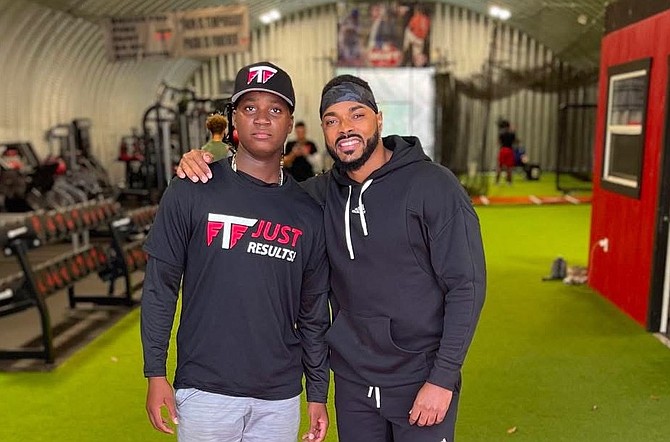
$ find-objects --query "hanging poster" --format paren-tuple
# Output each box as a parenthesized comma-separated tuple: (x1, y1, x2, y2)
(337, 2, 433, 67)
(103, 14, 175, 62)
(174, 5, 250, 59)
(103, 5, 249, 61)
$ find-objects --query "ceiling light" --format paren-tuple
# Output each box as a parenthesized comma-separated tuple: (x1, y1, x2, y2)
(488, 5, 511, 21)
(259, 9, 281, 24)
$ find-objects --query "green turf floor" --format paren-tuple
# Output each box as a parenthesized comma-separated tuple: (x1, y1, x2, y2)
(482, 171, 592, 198)
(2, 204, 670, 441)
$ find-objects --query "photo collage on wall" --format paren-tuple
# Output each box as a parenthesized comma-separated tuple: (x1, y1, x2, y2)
(337, 2, 434, 68)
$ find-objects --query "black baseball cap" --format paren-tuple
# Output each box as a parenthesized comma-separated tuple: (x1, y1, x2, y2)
(231, 61, 295, 112)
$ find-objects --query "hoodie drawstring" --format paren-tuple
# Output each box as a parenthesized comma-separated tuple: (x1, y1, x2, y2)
(358, 179, 373, 235)
(344, 179, 373, 260)
(367, 386, 381, 409)
(345, 186, 354, 259)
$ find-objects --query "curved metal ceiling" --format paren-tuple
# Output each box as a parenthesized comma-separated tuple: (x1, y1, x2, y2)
(1, 0, 607, 183)
(28, 0, 608, 69)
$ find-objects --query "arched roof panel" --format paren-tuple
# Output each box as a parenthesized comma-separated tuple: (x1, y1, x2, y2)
(2, 0, 605, 183)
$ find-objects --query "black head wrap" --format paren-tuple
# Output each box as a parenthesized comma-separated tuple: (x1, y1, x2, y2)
(319, 81, 379, 117)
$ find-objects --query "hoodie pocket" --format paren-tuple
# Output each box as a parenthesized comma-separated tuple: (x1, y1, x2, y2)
(325, 309, 429, 385)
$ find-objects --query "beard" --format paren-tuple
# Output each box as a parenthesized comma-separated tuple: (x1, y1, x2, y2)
(326, 128, 380, 172)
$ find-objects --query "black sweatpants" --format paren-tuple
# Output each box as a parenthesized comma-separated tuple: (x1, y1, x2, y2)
(334, 375, 459, 442)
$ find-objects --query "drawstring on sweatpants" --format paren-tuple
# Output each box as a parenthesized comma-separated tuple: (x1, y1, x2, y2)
(367, 386, 381, 409)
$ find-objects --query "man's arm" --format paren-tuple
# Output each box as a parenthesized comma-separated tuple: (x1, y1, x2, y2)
(298, 290, 330, 442)
(140, 178, 192, 433)
(298, 290, 330, 403)
(298, 220, 331, 441)
(410, 203, 486, 426)
(141, 257, 183, 434)
(141, 257, 182, 377)
(428, 204, 486, 388)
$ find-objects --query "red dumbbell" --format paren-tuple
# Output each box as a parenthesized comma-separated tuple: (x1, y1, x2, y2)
(53, 212, 67, 236)
(59, 261, 73, 285)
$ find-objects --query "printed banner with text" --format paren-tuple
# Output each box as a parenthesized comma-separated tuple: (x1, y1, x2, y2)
(174, 5, 250, 59)
(104, 14, 175, 62)
(103, 5, 249, 62)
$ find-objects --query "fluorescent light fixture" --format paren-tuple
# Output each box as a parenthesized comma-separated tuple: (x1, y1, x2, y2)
(259, 9, 281, 24)
(488, 5, 511, 21)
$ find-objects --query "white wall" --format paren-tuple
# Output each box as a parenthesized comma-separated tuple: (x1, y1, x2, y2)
(0, 0, 200, 183)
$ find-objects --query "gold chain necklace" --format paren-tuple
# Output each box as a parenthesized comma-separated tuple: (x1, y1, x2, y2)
(231, 153, 283, 186)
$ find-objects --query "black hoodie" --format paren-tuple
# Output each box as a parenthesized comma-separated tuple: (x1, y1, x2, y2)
(302, 135, 486, 391)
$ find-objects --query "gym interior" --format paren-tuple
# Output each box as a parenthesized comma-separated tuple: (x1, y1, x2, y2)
(2, 0, 670, 441)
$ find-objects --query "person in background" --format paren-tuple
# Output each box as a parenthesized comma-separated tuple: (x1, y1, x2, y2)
(284, 121, 320, 181)
(496, 118, 516, 185)
(141, 61, 330, 442)
(176, 73, 486, 442)
(402, 4, 431, 67)
(201, 112, 230, 160)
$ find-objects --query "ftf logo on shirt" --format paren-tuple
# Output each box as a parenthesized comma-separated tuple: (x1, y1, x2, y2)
(206, 213, 303, 262)
(247, 66, 277, 84)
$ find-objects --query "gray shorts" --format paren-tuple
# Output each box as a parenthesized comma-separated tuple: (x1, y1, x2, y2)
(175, 388, 300, 442)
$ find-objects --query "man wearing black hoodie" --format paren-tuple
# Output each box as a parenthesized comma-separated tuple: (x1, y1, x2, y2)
(177, 74, 486, 442)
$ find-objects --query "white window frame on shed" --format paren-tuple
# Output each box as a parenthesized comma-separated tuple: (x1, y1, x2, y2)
(601, 58, 651, 199)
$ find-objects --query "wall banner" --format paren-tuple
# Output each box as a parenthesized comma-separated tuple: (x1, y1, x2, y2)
(103, 5, 249, 61)
(103, 15, 176, 62)
(337, 2, 433, 68)
(174, 5, 250, 59)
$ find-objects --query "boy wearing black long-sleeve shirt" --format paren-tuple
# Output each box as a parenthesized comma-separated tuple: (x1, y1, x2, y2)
(140, 62, 330, 442)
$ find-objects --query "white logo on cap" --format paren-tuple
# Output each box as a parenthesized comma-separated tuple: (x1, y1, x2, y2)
(247, 66, 277, 85)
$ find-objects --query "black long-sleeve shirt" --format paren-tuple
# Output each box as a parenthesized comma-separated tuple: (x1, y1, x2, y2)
(141, 161, 330, 402)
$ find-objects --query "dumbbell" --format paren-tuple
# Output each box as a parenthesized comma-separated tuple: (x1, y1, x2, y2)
(81, 206, 93, 228)
(62, 210, 76, 234)
(95, 205, 106, 224)
(74, 253, 89, 277)
(52, 211, 68, 237)
(43, 215, 58, 242)
(69, 208, 83, 232)
(48, 264, 64, 290)
(33, 270, 50, 297)
(29, 214, 48, 244)
(57, 260, 73, 286)
(35, 267, 56, 296)
(84, 249, 97, 272)
(68, 257, 82, 281)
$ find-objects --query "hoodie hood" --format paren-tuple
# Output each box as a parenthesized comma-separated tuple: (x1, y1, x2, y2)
(329, 135, 430, 260)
